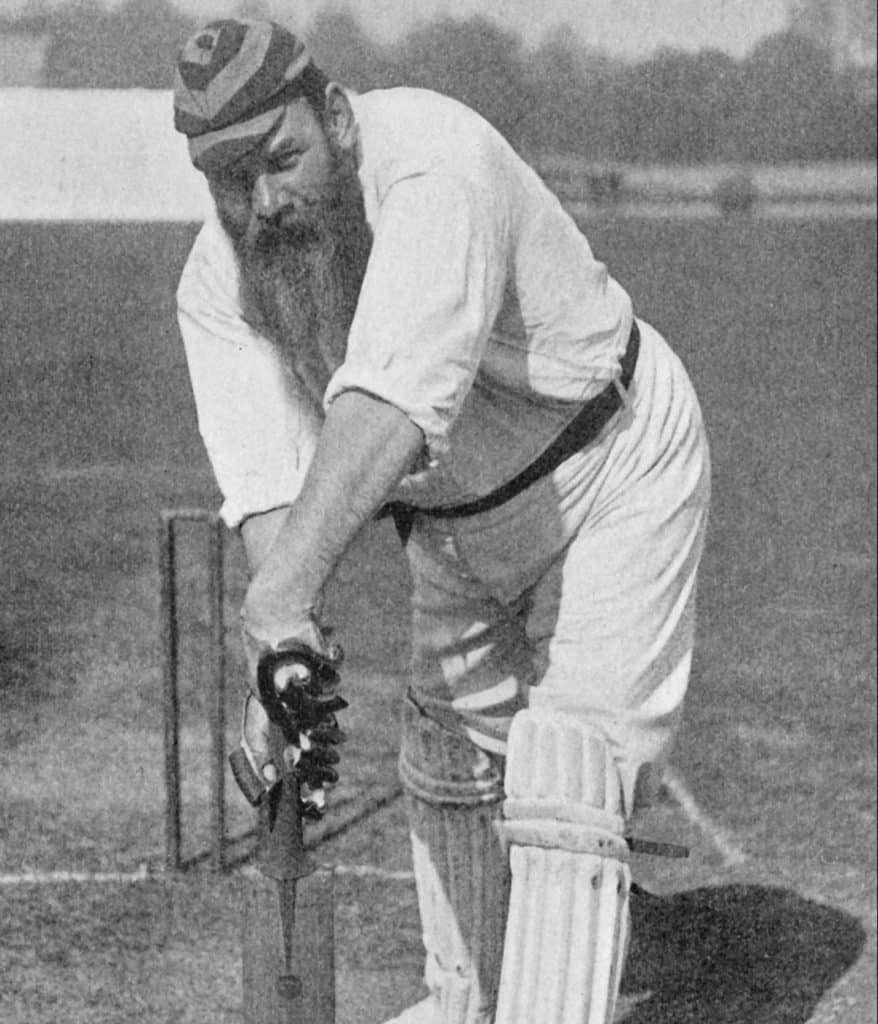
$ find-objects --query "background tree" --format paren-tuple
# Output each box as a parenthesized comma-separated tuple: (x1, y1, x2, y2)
(612, 49, 743, 163)
(2, 3, 869, 163)
(736, 31, 854, 161)
(304, 7, 398, 92)
(43, 0, 195, 89)
(390, 16, 534, 143)
(520, 27, 604, 155)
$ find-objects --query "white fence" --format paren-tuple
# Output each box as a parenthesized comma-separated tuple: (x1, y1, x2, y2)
(0, 88, 211, 221)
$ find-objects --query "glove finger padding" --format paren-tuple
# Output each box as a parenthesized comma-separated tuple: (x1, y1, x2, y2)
(298, 759, 339, 789)
(304, 746, 341, 767)
(249, 639, 348, 818)
(257, 641, 347, 738)
(286, 739, 340, 788)
(309, 720, 346, 746)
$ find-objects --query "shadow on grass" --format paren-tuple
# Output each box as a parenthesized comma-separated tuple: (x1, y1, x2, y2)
(622, 884, 866, 1023)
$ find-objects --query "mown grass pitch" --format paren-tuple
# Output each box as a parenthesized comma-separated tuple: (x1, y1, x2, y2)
(0, 216, 875, 1022)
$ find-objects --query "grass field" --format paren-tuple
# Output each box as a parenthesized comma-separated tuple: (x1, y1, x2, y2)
(0, 214, 876, 1023)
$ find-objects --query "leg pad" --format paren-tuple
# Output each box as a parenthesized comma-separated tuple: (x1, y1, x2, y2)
(399, 698, 509, 1024)
(496, 710, 631, 1024)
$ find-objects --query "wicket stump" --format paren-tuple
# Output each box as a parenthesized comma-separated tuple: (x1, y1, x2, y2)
(159, 507, 227, 871)
(159, 508, 336, 1024)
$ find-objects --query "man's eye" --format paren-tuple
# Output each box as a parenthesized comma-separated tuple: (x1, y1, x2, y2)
(275, 151, 301, 170)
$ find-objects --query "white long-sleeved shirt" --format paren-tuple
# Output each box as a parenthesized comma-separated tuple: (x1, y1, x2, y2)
(177, 87, 633, 527)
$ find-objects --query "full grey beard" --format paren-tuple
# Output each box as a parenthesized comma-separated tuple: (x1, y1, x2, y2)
(220, 170, 372, 392)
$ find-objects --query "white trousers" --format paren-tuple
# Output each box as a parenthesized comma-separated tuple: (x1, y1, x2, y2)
(404, 319, 711, 815)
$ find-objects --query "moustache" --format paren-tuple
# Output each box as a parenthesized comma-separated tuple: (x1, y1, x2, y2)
(243, 204, 329, 255)
(245, 214, 319, 254)
(243, 166, 360, 254)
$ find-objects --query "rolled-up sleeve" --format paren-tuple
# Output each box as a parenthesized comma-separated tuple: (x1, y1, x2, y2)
(324, 174, 508, 456)
(176, 220, 322, 528)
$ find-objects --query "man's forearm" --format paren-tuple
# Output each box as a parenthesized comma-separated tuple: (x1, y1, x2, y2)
(241, 389, 424, 642)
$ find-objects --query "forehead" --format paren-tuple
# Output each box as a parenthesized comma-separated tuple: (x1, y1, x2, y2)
(263, 98, 324, 154)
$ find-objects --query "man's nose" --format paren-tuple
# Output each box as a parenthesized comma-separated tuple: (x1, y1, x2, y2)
(252, 173, 293, 219)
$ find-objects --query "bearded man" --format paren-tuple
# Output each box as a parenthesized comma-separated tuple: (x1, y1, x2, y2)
(174, 19, 710, 1024)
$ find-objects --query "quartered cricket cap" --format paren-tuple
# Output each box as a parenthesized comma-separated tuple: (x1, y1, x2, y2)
(173, 19, 328, 176)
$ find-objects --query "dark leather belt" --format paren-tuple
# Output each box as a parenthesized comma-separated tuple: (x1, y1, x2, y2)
(385, 318, 639, 541)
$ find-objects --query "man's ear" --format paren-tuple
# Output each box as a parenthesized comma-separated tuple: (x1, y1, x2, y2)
(323, 83, 357, 151)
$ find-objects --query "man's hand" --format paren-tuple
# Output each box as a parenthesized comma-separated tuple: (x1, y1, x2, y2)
(231, 639, 346, 817)
(240, 606, 329, 682)
(237, 610, 325, 787)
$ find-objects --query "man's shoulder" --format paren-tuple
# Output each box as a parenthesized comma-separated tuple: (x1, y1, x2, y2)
(353, 86, 522, 203)
(355, 85, 473, 114)
(354, 86, 499, 147)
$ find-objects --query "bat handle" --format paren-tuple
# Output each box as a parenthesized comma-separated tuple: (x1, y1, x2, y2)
(256, 751, 315, 1001)
(257, 771, 313, 880)
(241, 770, 335, 1022)
(275, 877, 303, 1000)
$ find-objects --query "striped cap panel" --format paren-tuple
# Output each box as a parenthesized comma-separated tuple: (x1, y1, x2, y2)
(174, 19, 312, 139)
(186, 106, 287, 175)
